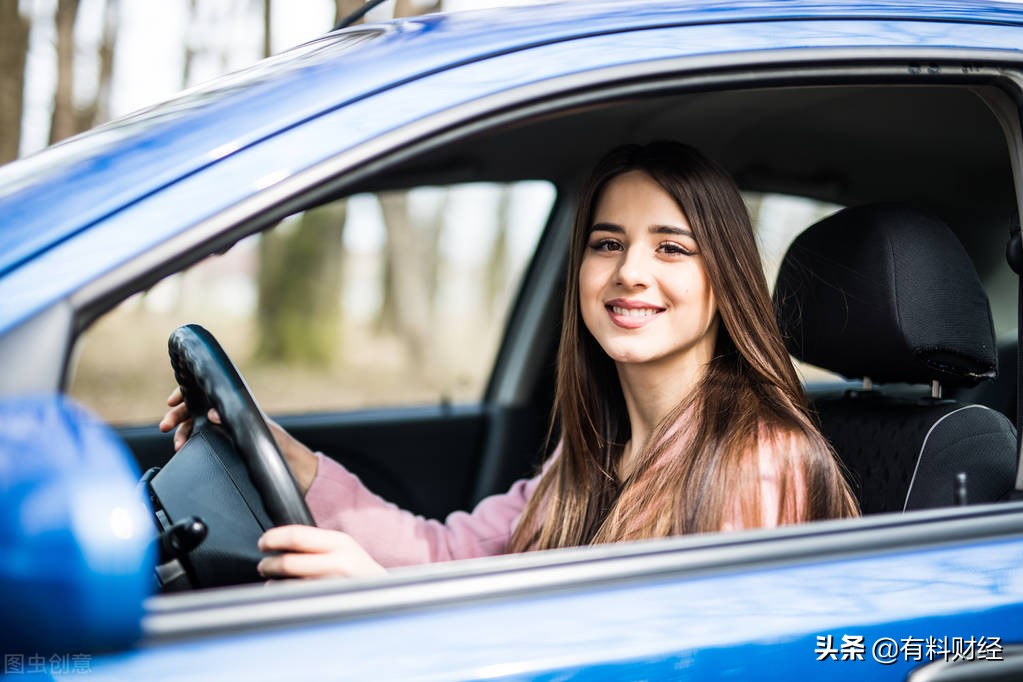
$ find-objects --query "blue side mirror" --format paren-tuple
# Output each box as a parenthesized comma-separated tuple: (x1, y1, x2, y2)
(0, 395, 154, 655)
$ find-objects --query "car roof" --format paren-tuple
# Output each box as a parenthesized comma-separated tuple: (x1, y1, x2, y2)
(2, 0, 1023, 282)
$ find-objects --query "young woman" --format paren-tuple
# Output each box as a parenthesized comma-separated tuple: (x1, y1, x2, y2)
(161, 141, 859, 579)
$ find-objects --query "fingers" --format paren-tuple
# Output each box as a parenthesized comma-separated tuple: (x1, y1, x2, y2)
(258, 551, 356, 579)
(158, 401, 190, 433)
(257, 526, 386, 579)
(159, 386, 223, 452)
(166, 386, 183, 407)
(259, 525, 345, 553)
(173, 421, 192, 451)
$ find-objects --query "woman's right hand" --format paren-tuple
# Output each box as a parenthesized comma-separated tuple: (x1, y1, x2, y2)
(158, 386, 319, 495)
(257, 525, 386, 580)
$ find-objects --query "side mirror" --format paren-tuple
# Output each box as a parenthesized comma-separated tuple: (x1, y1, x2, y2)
(0, 395, 154, 655)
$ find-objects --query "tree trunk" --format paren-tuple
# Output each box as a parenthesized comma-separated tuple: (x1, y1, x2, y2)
(262, 0, 272, 57)
(377, 192, 433, 365)
(425, 192, 448, 314)
(256, 202, 348, 365)
(49, 0, 80, 145)
(486, 186, 512, 311)
(334, 0, 366, 26)
(182, 0, 200, 87)
(395, 0, 441, 17)
(0, 0, 29, 163)
(77, 0, 118, 131)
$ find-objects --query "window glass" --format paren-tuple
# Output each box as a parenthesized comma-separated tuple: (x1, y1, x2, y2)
(69, 181, 556, 424)
(744, 191, 845, 385)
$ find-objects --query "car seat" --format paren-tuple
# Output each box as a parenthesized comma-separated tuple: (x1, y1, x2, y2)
(773, 204, 1017, 513)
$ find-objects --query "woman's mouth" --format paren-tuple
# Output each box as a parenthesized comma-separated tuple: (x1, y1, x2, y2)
(606, 302, 664, 328)
(609, 305, 659, 317)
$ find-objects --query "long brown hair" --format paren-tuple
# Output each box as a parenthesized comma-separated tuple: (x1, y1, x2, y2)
(507, 141, 858, 552)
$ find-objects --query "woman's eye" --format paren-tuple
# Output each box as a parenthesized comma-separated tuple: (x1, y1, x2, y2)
(658, 242, 694, 256)
(589, 238, 622, 252)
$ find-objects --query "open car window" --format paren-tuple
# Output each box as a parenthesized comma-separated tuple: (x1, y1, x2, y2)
(68, 181, 555, 424)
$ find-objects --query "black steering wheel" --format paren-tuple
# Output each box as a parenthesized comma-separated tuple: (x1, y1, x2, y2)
(147, 324, 313, 589)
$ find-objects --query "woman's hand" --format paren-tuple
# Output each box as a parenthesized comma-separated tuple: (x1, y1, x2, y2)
(158, 386, 319, 495)
(257, 525, 386, 579)
(158, 386, 196, 452)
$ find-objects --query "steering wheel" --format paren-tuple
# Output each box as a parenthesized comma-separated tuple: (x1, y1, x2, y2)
(147, 324, 313, 589)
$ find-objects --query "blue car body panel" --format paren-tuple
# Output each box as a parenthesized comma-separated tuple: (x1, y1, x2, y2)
(79, 536, 1023, 680)
(4, 12, 1023, 334)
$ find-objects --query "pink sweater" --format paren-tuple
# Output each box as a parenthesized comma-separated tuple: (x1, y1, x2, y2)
(305, 452, 543, 568)
(304, 433, 793, 568)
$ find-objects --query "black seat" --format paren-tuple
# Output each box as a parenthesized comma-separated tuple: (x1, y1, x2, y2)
(773, 204, 1017, 513)
(957, 337, 1018, 423)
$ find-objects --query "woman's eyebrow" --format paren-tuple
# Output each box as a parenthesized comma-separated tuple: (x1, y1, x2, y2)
(589, 223, 695, 238)
(589, 222, 624, 234)
(651, 225, 694, 238)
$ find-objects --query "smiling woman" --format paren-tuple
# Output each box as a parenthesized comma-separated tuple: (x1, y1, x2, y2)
(580, 170, 718, 368)
(8, 1, 1023, 674)
(154, 141, 859, 580)
(509, 141, 859, 552)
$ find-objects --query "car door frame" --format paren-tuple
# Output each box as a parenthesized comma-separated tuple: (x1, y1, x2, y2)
(7, 26, 1023, 675)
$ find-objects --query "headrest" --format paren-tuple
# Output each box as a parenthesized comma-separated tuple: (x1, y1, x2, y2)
(773, 204, 996, 388)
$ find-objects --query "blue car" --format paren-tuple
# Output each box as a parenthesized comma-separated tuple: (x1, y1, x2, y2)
(3, 1, 1023, 679)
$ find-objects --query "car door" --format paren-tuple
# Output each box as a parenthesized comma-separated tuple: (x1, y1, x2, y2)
(7, 5, 1023, 680)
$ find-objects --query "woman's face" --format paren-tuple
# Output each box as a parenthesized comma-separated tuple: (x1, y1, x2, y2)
(579, 170, 718, 371)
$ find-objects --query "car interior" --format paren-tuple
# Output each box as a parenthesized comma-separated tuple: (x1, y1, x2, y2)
(774, 202, 1016, 512)
(359, 81, 1022, 507)
(73, 75, 1023, 589)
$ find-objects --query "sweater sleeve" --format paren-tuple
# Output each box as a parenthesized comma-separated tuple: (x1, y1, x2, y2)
(304, 452, 543, 568)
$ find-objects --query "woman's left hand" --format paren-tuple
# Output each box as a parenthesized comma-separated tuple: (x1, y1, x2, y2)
(257, 525, 386, 579)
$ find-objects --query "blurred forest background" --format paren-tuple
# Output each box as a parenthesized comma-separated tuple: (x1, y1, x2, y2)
(3, 1, 502, 160)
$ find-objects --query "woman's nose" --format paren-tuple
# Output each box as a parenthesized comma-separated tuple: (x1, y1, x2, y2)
(615, 247, 653, 288)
